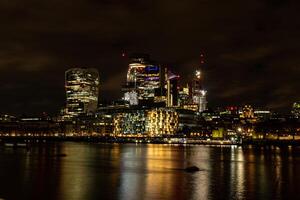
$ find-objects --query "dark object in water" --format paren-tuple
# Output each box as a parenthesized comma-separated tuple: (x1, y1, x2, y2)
(55, 153, 67, 157)
(185, 166, 200, 172)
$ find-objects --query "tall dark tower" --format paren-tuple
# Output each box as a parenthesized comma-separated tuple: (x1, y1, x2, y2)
(190, 53, 207, 112)
(166, 69, 179, 107)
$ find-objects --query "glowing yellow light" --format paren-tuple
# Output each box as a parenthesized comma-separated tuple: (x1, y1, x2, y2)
(195, 70, 201, 79)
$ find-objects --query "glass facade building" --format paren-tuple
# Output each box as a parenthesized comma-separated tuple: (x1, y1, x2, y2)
(64, 68, 99, 118)
(113, 108, 178, 136)
(292, 102, 300, 118)
(147, 108, 178, 136)
(191, 70, 207, 112)
(124, 54, 165, 105)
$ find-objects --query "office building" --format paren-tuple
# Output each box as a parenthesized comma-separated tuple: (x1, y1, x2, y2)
(123, 54, 165, 105)
(166, 69, 179, 107)
(292, 102, 300, 118)
(64, 68, 99, 118)
(191, 70, 207, 112)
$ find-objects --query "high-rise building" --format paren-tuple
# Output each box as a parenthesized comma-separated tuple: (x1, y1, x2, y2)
(123, 54, 165, 105)
(191, 70, 207, 112)
(178, 84, 190, 107)
(166, 69, 179, 107)
(64, 68, 99, 118)
(292, 102, 300, 118)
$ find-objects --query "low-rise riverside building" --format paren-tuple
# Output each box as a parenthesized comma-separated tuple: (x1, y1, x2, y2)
(113, 107, 178, 137)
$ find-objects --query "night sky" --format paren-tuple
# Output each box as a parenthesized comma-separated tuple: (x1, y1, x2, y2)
(0, 0, 299, 115)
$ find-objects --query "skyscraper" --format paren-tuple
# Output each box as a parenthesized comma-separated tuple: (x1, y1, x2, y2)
(191, 70, 207, 112)
(178, 84, 190, 107)
(64, 68, 99, 118)
(123, 54, 165, 105)
(166, 69, 179, 107)
(292, 102, 300, 118)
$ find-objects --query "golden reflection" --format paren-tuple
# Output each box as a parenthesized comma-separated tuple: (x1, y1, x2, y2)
(235, 148, 245, 199)
(59, 143, 121, 200)
(2, 143, 300, 199)
(144, 144, 186, 199)
(189, 146, 210, 200)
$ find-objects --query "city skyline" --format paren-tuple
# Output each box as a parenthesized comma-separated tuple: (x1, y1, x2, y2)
(0, 52, 298, 116)
(1, 2, 300, 200)
(0, 0, 299, 115)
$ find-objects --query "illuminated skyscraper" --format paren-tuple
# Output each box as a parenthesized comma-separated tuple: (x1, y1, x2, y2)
(191, 70, 207, 112)
(178, 84, 190, 106)
(292, 102, 300, 118)
(64, 68, 99, 118)
(166, 69, 179, 107)
(123, 54, 165, 105)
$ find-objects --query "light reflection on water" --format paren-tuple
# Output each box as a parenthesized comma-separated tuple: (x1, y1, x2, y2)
(0, 143, 300, 200)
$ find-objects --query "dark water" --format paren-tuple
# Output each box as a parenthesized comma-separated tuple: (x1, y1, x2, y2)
(0, 143, 300, 200)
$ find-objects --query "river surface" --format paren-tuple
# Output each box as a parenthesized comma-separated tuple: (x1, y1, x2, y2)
(0, 142, 300, 200)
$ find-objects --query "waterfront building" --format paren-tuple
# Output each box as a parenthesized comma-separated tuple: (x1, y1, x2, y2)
(64, 68, 100, 119)
(176, 109, 206, 135)
(147, 108, 178, 136)
(113, 107, 178, 137)
(113, 109, 147, 136)
(63, 112, 113, 136)
(0, 117, 61, 137)
(122, 110, 147, 135)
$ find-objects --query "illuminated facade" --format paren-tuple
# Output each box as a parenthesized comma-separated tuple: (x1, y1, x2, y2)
(113, 113, 124, 135)
(147, 108, 178, 136)
(241, 105, 255, 118)
(113, 108, 178, 136)
(64, 68, 99, 118)
(124, 91, 138, 105)
(123, 54, 165, 105)
(113, 109, 147, 135)
(123, 111, 147, 135)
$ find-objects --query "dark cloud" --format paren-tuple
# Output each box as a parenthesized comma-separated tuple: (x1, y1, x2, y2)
(0, 0, 299, 115)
